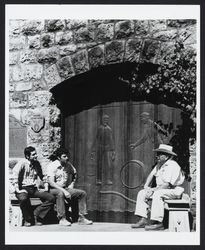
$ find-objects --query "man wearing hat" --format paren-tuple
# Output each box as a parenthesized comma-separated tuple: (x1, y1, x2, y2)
(131, 144, 185, 230)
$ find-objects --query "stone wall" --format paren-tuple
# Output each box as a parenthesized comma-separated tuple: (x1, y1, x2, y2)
(9, 19, 197, 190)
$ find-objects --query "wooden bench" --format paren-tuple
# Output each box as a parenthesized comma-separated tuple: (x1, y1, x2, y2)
(164, 194, 191, 232)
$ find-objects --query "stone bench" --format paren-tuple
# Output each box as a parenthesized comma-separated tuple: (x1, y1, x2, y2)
(10, 196, 42, 226)
(164, 194, 191, 232)
(10, 194, 79, 227)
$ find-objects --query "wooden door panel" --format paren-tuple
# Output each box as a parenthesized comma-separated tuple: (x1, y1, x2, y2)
(64, 101, 183, 222)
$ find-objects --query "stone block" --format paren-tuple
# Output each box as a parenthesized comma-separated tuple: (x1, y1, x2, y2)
(22, 20, 44, 35)
(71, 50, 89, 74)
(9, 51, 19, 65)
(135, 20, 149, 36)
(11, 65, 24, 82)
(167, 19, 196, 28)
(74, 27, 95, 43)
(178, 26, 196, 45)
(9, 36, 26, 51)
(149, 20, 167, 33)
(152, 29, 178, 41)
(55, 31, 73, 45)
(125, 39, 142, 62)
(10, 92, 28, 108)
(9, 111, 22, 127)
(66, 19, 87, 30)
(57, 56, 75, 79)
(95, 23, 114, 42)
(33, 79, 48, 91)
(23, 64, 43, 81)
(105, 40, 125, 63)
(141, 39, 161, 63)
(115, 20, 134, 39)
(45, 19, 65, 32)
(41, 33, 55, 48)
(20, 50, 37, 63)
(88, 45, 104, 68)
(44, 64, 62, 89)
(59, 45, 77, 57)
(28, 91, 51, 108)
(9, 20, 25, 36)
(37, 47, 59, 64)
(15, 81, 32, 91)
(28, 35, 41, 49)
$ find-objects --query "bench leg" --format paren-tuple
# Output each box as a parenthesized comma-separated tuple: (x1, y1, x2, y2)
(169, 211, 190, 232)
(11, 206, 23, 227)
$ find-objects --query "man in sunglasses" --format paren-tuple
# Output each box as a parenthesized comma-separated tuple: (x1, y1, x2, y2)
(131, 144, 185, 230)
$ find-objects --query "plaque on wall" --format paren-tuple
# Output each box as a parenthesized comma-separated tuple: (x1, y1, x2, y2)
(9, 115, 27, 158)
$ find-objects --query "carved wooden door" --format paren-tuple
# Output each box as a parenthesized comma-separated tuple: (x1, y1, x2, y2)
(63, 101, 182, 223)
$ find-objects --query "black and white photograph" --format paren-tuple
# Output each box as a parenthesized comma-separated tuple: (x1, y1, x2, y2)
(5, 4, 200, 245)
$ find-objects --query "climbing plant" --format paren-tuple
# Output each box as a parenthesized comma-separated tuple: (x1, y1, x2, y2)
(127, 39, 196, 135)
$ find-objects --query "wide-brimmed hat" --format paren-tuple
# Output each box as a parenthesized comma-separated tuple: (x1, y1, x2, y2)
(153, 144, 177, 156)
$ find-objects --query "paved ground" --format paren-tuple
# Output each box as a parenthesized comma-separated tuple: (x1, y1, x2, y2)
(10, 222, 169, 232)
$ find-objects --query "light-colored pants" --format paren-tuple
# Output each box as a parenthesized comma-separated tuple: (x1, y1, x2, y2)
(134, 187, 184, 222)
(49, 188, 87, 220)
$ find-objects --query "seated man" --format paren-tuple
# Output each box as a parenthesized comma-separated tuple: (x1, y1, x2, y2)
(131, 144, 185, 230)
(47, 147, 93, 226)
(13, 146, 55, 227)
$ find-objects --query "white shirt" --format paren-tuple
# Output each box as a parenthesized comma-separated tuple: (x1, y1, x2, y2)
(47, 160, 76, 188)
(151, 159, 185, 187)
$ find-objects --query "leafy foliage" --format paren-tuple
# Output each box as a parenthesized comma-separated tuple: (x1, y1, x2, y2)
(130, 39, 196, 136)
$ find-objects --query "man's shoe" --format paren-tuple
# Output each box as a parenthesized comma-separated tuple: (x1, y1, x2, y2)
(34, 216, 43, 226)
(145, 222, 164, 231)
(24, 221, 32, 227)
(78, 217, 93, 225)
(131, 217, 148, 228)
(59, 218, 71, 226)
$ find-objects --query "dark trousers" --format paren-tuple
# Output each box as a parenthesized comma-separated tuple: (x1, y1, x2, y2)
(15, 186, 55, 223)
(49, 188, 87, 220)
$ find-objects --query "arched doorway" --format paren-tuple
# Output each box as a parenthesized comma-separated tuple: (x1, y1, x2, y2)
(50, 62, 192, 223)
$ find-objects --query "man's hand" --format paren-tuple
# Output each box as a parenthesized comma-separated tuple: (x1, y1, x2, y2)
(16, 189, 28, 194)
(143, 186, 154, 199)
(38, 188, 48, 193)
(63, 190, 71, 199)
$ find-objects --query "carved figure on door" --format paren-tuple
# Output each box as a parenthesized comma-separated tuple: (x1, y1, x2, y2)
(90, 114, 115, 185)
(130, 112, 172, 150)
